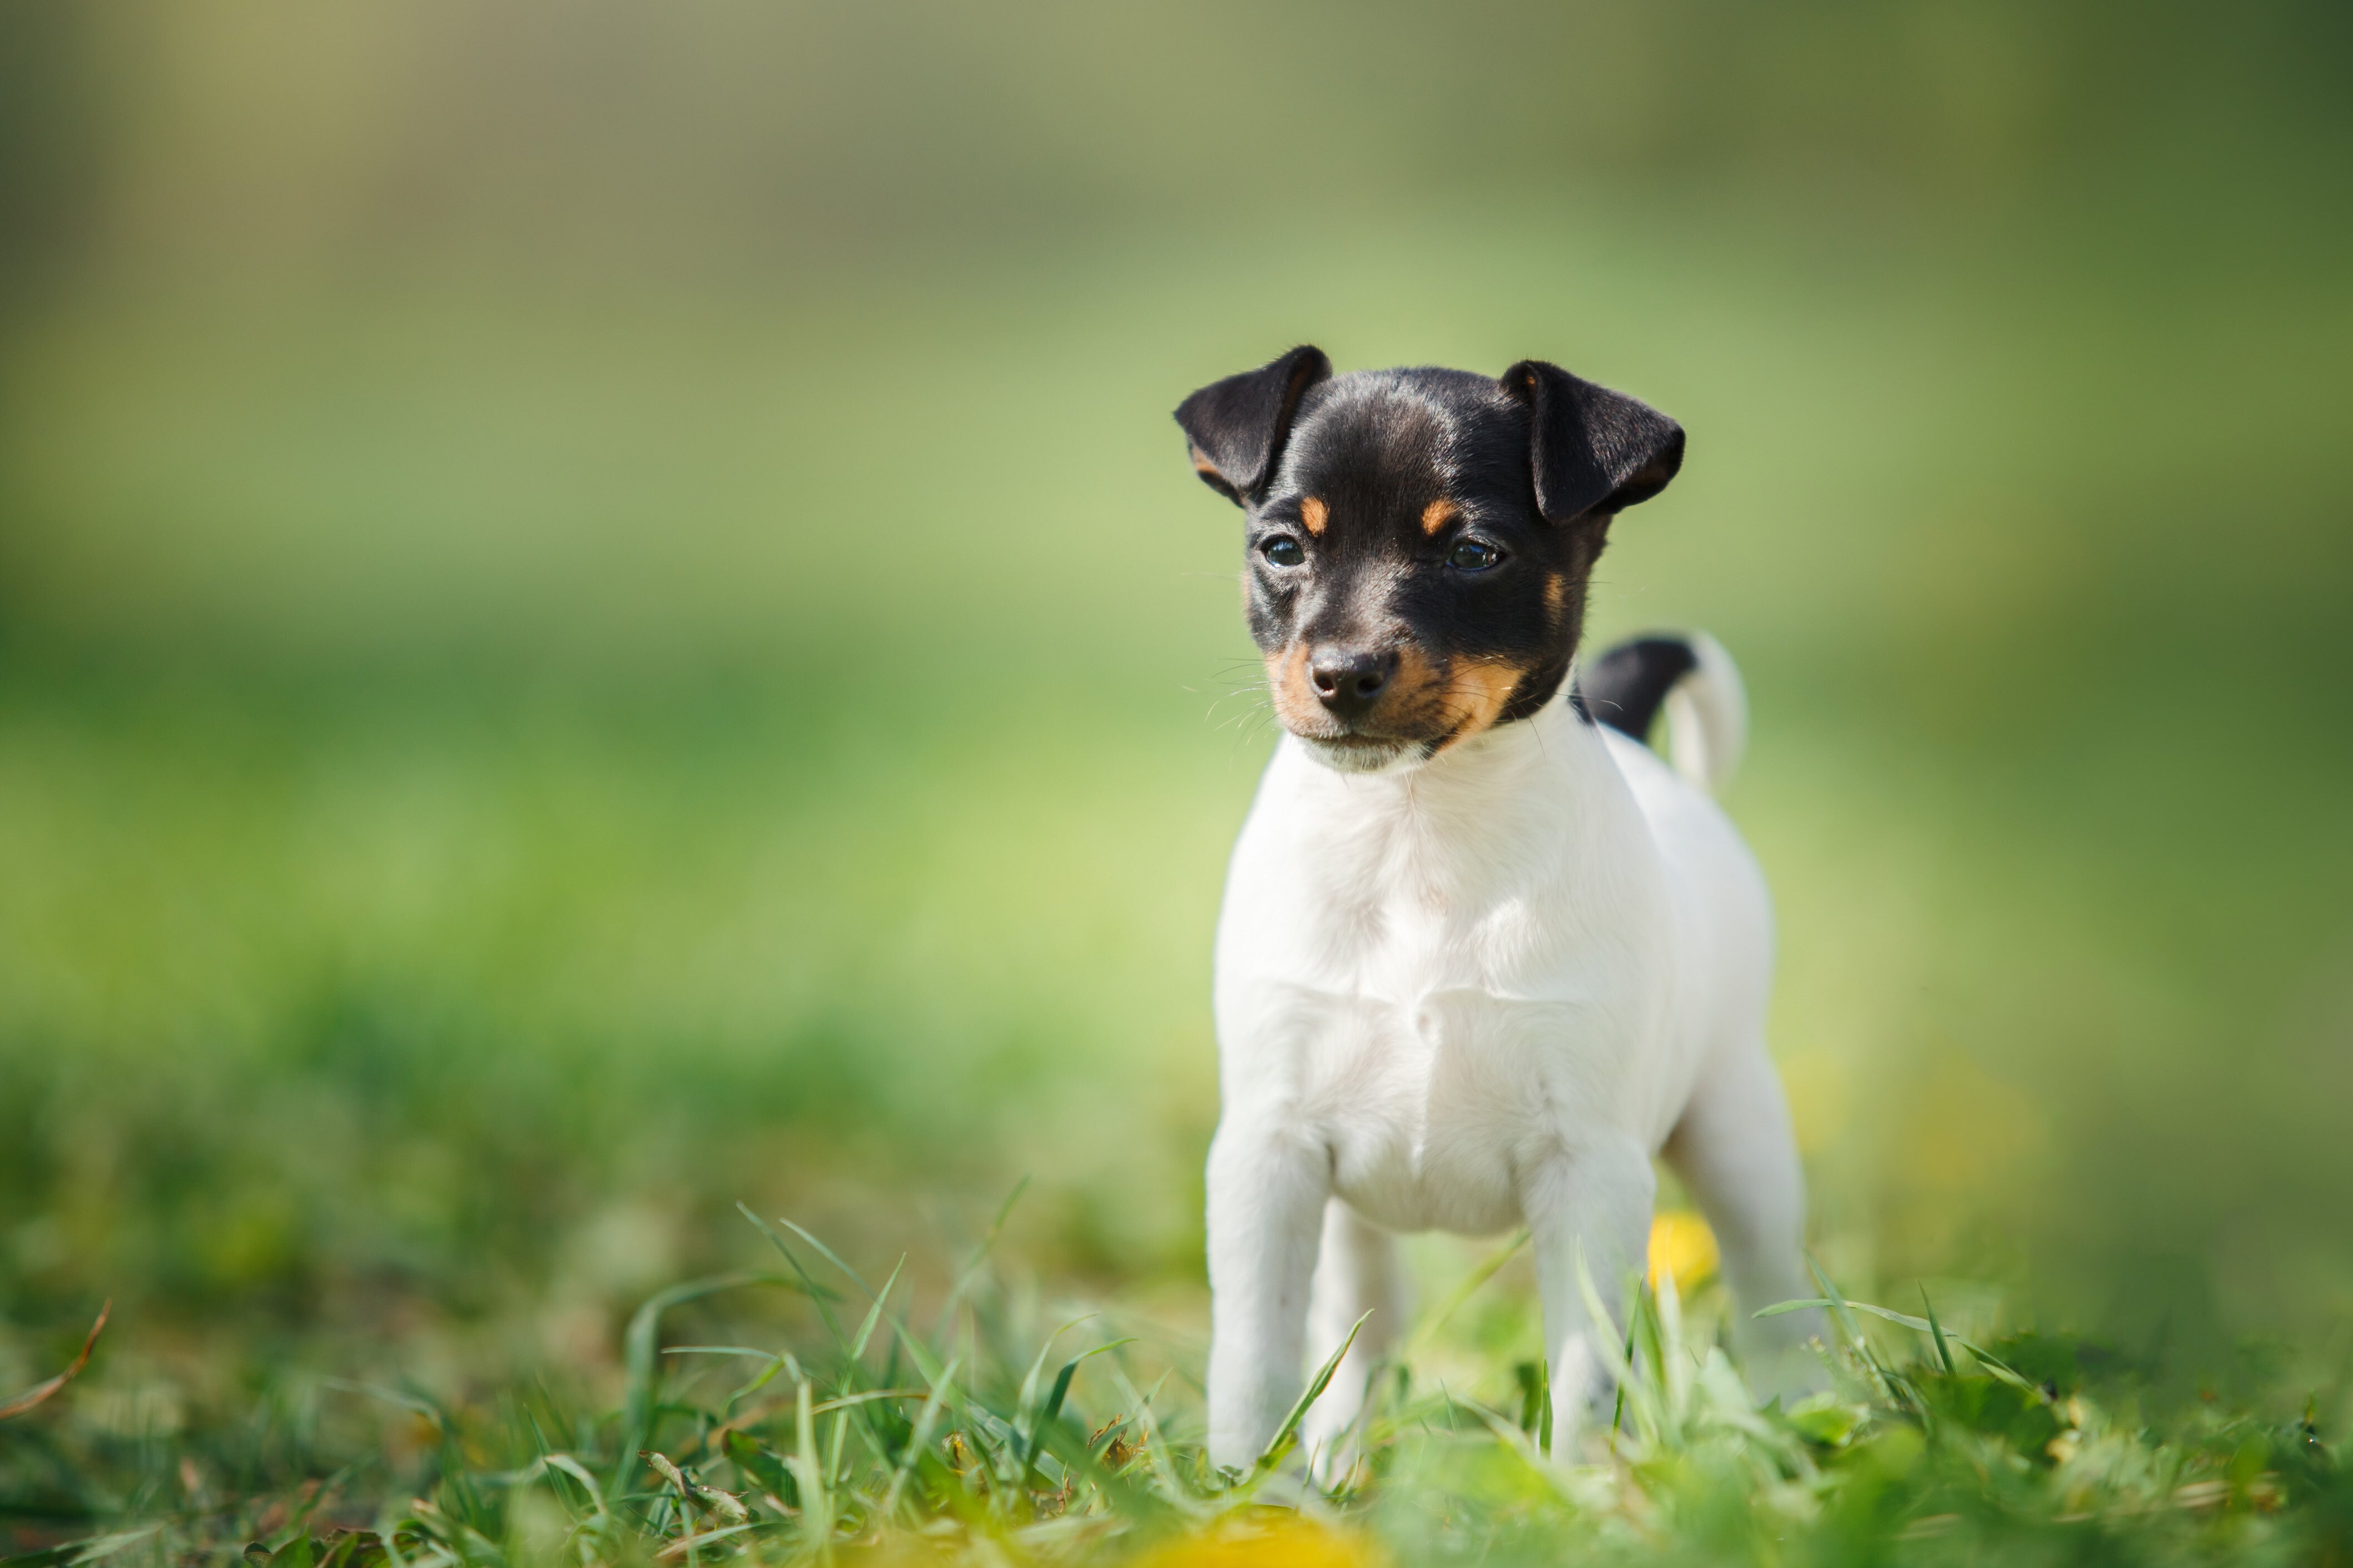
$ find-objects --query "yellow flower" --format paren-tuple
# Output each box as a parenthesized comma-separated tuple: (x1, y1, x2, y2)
(1133, 1516, 1382, 1568)
(1647, 1210, 1719, 1291)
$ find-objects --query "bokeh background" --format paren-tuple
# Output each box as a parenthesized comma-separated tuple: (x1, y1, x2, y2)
(1, 0, 2349, 1427)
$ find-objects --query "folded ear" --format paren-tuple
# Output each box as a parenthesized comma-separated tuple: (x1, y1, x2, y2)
(1173, 345, 1332, 505)
(1501, 360, 1685, 524)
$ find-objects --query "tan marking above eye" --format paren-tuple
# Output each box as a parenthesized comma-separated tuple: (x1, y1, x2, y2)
(1299, 497, 1328, 536)
(1420, 498, 1459, 535)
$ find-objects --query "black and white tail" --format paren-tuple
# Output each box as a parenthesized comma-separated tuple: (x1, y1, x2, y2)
(1573, 631, 1749, 794)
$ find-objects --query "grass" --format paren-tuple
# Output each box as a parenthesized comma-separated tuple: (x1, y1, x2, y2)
(9, 1199, 2353, 1566)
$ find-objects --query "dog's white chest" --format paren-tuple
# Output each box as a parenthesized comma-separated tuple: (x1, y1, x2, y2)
(1213, 710, 1720, 1238)
(1289, 977, 1593, 1235)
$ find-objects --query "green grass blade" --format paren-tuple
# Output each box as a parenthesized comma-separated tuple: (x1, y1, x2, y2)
(1572, 1243, 1646, 1436)
(1020, 1340, 1134, 1484)
(1922, 1287, 1957, 1377)
(1014, 1316, 1096, 1427)
(879, 1354, 963, 1520)
(612, 1273, 786, 1501)
(791, 1379, 833, 1561)
(1535, 1356, 1552, 1459)
(1403, 1229, 1528, 1357)
(933, 1178, 1029, 1334)
(775, 1217, 878, 1304)
(1253, 1309, 1373, 1477)
(736, 1204, 848, 1350)
(1656, 1264, 1693, 1427)
(1104, 1366, 1205, 1517)
(1763, 1290, 2049, 1402)
(1804, 1256, 1870, 1350)
(848, 1256, 907, 1363)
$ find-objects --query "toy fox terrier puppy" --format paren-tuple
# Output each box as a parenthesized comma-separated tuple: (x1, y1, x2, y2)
(1175, 347, 1820, 1470)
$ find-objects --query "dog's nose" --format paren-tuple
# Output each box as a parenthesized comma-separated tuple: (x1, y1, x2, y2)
(1308, 646, 1397, 719)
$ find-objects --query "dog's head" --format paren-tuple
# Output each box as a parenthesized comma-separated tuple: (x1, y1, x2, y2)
(1176, 348, 1686, 773)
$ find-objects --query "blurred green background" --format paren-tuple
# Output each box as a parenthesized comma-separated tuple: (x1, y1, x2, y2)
(1, 0, 2349, 1422)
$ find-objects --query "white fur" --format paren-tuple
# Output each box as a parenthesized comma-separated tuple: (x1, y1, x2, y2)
(1204, 650, 1818, 1471)
(1661, 629, 1748, 793)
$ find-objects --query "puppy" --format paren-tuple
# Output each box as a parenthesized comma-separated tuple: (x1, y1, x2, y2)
(1175, 347, 1819, 1470)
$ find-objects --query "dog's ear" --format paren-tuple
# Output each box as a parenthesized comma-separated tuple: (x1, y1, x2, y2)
(1174, 345, 1332, 505)
(1501, 360, 1685, 524)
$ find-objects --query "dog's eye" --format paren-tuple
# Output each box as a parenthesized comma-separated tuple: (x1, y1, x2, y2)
(1262, 536, 1306, 567)
(1447, 539, 1503, 571)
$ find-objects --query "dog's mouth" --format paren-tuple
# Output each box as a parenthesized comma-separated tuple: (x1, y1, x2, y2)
(1293, 732, 1426, 774)
(1264, 643, 1526, 772)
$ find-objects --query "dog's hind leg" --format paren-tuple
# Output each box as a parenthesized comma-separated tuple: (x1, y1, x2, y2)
(1523, 1137, 1658, 1451)
(1298, 1199, 1404, 1481)
(1662, 1040, 1825, 1402)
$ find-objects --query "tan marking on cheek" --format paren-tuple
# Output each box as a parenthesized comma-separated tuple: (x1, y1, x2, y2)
(1265, 643, 1321, 731)
(1299, 497, 1328, 536)
(1544, 573, 1568, 620)
(1429, 659, 1527, 755)
(1420, 498, 1459, 535)
(1388, 644, 1443, 709)
(1359, 643, 1456, 736)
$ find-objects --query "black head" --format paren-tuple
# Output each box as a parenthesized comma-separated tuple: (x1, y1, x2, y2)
(1175, 348, 1685, 772)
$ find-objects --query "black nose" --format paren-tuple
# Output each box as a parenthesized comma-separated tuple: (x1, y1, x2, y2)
(1308, 646, 1397, 720)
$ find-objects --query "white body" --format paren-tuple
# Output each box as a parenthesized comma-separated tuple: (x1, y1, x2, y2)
(1204, 657, 1816, 1469)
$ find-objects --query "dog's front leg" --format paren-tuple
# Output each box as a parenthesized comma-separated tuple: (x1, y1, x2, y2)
(1204, 1119, 1327, 1471)
(1298, 1198, 1404, 1481)
(1522, 1138, 1656, 1451)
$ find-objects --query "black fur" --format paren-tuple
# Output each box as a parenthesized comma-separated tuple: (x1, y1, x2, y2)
(1573, 635, 1700, 745)
(1174, 346, 1332, 504)
(1174, 350, 1685, 755)
(1502, 359, 1686, 522)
